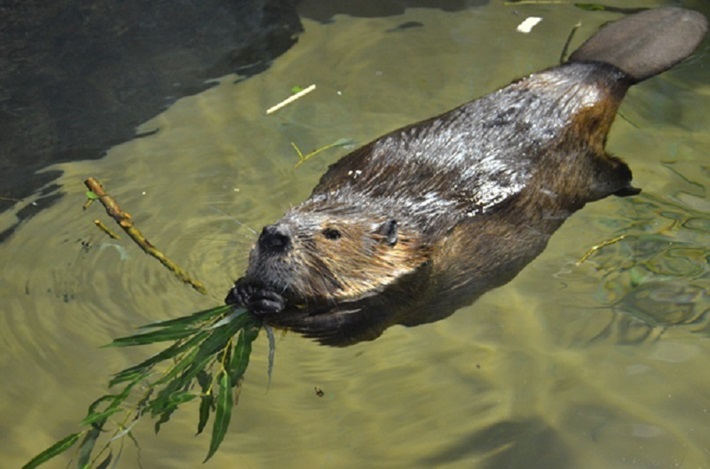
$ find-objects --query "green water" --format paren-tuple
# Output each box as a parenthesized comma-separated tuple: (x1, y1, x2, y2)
(2, 1, 710, 468)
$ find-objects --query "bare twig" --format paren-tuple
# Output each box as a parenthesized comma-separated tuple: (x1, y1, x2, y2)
(84, 177, 207, 294)
(292, 138, 353, 168)
(266, 84, 316, 114)
(577, 234, 628, 265)
(94, 219, 121, 239)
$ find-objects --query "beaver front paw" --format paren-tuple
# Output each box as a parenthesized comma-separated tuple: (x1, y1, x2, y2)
(225, 278, 286, 315)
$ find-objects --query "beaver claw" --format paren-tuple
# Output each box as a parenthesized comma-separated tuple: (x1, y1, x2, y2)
(225, 278, 286, 315)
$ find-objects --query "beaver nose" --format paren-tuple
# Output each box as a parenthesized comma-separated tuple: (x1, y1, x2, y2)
(258, 224, 292, 253)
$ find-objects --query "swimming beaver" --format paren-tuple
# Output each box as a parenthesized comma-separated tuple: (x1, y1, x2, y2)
(226, 7, 708, 345)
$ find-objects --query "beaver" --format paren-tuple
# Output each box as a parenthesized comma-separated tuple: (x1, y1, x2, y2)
(226, 7, 708, 346)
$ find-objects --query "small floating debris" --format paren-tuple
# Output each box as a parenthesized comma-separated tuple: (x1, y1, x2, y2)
(266, 84, 316, 114)
(517, 17, 543, 34)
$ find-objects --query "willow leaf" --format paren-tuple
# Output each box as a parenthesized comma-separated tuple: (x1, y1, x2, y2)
(88, 375, 142, 420)
(196, 392, 214, 436)
(80, 407, 123, 426)
(109, 331, 208, 387)
(196, 370, 213, 435)
(190, 320, 246, 366)
(22, 432, 81, 469)
(151, 345, 201, 388)
(108, 368, 149, 388)
(149, 353, 213, 420)
(154, 407, 175, 434)
(265, 324, 276, 386)
(96, 452, 113, 469)
(229, 327, 258, 383)
(139, 305, 235, 330)
(87, 394, 117, 416)
(204, 373, 233, 462)
(109, 327, 199, 347)
(77, 425, 102, 468)
(153, 392, 197, 434)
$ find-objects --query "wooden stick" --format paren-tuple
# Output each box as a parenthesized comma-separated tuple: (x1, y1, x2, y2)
(266, 84, 316, 114)
(577, 234, 628, 265)
(94, 219, 121, 239)
(84, 177, 207, 295)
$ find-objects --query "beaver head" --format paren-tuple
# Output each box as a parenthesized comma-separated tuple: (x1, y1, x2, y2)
(237, 202, 431, 312)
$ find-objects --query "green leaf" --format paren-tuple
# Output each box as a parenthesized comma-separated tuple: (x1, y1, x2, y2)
(96, 452, 113, 469)
(291, 85, 304, 93)
(196, 371, 213, 435)
(77, 426, 102, 468)
(22, 432, 81, 469)
(229, 326, 259, 383)
(153, 392, 197, 433)
(109, 327, 200, 347)
(154, 408, 175, 434)
(87, 394, 117, 416)
(197, 392, 214, 436)
(109, 331, 208, 387)
(204, 373, 233, 462)
(87, 377, 141, 421)
(151, 345, 202, 388)
(85, 190, 99, 200)
(80, 407, 123, 426)
(265, 324, 276, 386)
(139, 305, 235, 330)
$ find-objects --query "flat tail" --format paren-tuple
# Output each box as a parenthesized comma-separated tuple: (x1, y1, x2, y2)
(569, 7, 708, 83)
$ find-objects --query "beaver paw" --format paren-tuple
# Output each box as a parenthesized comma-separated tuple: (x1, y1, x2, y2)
(225, 278, 285, 315)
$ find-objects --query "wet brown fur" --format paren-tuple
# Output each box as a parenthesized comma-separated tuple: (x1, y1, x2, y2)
(229, 8, 708, 345)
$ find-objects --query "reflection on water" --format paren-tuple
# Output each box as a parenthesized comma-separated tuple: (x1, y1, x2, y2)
(2, 1, 710, 468)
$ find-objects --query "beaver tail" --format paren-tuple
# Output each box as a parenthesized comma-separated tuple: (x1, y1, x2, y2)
(569, 7, 708, 83)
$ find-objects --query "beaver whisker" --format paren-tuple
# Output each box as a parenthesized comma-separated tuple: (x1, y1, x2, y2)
(209, 207, 258, 236)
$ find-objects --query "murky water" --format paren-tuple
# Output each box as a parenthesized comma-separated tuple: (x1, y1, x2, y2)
(3, 1, 710, 468)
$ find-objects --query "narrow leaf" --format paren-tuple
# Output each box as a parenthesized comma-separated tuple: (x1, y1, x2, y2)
(96, 452, 113, 469)
(80, 407, 123, 426)
(229, 326, 258, 384)
(109, 331, 208, 387)
(87, 394, 117, 415)
(77, 425, 102, 468)
(109, 327, 199, 347)
(22, 432, 81, 469)
(196, 392, 214, 436)
(204, 373, 233, 462)
(196, 371, 213, 435)
(139, 305, 235, 330)
(154, 407, 176, 434)
(151, 391, 197, 434)
(265, 324, 276, 387)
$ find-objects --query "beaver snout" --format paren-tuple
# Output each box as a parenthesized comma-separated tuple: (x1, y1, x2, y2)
(225, 277, 286, 315)
(258, 224, 292, 253)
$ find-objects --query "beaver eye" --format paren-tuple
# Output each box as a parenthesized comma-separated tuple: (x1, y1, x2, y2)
(322, 228, 342, 240)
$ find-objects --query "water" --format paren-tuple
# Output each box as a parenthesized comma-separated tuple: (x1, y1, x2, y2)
(3, 1, 710, 467)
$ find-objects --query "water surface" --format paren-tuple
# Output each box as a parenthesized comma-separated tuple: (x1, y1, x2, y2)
(3, 1, 710, 468)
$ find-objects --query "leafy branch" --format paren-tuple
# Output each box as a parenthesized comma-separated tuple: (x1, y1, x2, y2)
(24, 305, 265, 468)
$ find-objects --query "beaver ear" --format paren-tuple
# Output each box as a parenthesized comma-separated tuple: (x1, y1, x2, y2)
(378, 219, 398, 246)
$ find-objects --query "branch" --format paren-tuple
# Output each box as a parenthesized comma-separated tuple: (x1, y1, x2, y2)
(84, 177, 207, 295)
